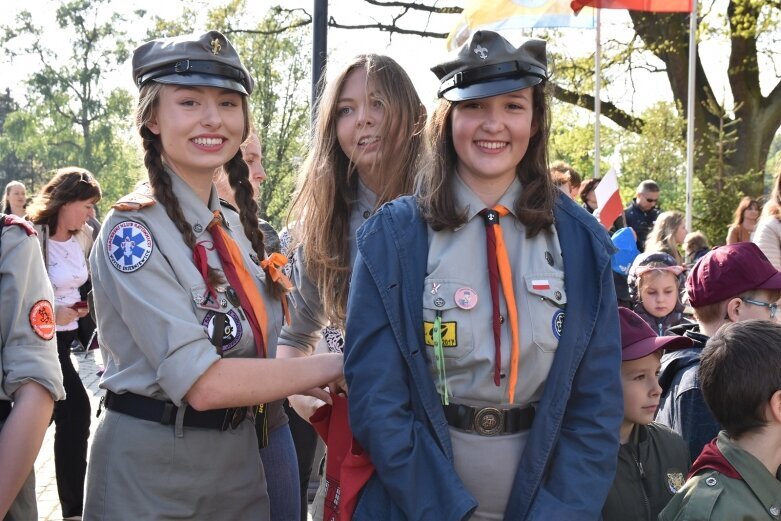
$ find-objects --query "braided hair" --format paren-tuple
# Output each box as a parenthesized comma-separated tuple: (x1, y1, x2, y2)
(136, 82, 266, 289)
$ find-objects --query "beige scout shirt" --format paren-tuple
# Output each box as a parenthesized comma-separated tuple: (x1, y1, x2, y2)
(90, 169, 282, 406)
(279, 179, 377, 354)
(424, 175, 565, 407)
(0, 222, 64, 402)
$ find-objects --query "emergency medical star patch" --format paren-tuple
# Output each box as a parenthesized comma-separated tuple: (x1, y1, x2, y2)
(29, 300, 55, 340)
(107, 221, 153, 273)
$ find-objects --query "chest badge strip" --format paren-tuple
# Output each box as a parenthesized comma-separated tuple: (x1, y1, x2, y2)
(424, 321, 457, 347)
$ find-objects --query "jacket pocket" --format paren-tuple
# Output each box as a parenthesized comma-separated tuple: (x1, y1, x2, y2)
(422, 279, 475, 361)
(524, 274, 567, 353)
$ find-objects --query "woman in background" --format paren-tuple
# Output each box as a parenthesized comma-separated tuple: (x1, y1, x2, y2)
(726, 196, 759, 244)
(2, 181, 27, 217)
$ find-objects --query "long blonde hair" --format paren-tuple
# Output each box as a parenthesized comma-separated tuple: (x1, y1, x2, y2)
(645, 210, 685, 265)
(288, 54, 426, 326)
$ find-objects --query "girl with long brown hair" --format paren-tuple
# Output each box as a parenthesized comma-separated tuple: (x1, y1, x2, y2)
(727, 196, 760, 244)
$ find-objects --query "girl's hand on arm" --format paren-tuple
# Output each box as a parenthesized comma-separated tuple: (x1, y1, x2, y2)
(54, 305, 79, 326)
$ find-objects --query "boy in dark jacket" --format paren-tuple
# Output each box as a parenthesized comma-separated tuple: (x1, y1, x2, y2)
(657, 243, 781, 462)
(603, 308, 692, 521)
(660, 320, 781, 521)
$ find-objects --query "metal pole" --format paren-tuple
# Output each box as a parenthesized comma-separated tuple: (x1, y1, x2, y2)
(312, 0, 328, 122)
(685, 0, 698, 231)
(594, 8, 601, 179)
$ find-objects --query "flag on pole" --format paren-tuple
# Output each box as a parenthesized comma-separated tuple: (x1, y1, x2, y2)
(571, 0, 692, 14)
(595, 168, 623, 229)
(448, 0, 595, 51)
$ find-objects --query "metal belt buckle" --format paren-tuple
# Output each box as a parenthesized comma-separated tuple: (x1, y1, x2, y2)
(474, 407, 503, 436)
(221, 407, 246, 431)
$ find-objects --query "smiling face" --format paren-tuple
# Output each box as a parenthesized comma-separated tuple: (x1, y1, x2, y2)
(621, 352, 663, 435)
(335, 68, 386, 180)
(639, 270, 679, 319)
(451, 88, 535, 191)
(145, 85, 245, 185)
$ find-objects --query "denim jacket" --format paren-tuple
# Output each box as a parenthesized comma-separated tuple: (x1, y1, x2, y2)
(344, 193, 622, 521)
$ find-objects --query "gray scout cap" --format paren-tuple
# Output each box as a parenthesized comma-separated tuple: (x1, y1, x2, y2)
(432, 31, 547, 102)
(132, 30, 254, 95)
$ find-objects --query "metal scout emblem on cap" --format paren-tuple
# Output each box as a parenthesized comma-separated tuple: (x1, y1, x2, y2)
(474, 44, 488, 60)
(210, 38, 222, 55)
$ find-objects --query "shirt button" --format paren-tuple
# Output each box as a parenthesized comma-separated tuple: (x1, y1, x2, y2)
(362, 210, 370, 219)
(770, 506, 780, 517)
(705, 477, 717, 486)
(193, 223, 203, 233)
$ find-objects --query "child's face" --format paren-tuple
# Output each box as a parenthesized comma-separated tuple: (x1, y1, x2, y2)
(639, 271, 679, 319)
(621, 352, 662, 427)
(451, 88, 535, 190)
(335, 67, 385, 179)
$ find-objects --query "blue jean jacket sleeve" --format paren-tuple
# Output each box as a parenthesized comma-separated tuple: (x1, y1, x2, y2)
(345, 250, 477, 521)
(528, 260, 623, 520)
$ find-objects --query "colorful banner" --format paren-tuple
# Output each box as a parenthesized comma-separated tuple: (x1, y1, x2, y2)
(595, 168, 624, 230)
(447, 0, 595, 51)
(571, 0, 692, 14)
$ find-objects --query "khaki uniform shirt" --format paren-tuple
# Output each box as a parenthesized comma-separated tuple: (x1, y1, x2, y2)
(660, 431, 781, 521)
(424, 175, 564, 407)
(0, 220, 64, 402)
(90, 170, 282, 406)
(279, 179, 377, 354)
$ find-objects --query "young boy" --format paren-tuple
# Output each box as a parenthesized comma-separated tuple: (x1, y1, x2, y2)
(603, 308, 693, 521)
(659, 320, 781, 520)
(657, 242, 781, 461)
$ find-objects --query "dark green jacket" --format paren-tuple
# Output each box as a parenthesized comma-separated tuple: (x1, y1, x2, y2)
(660, 431, 781, 520)
(603, 422, 690, 521)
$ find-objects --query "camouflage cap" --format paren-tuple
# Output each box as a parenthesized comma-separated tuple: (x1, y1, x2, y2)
(132, 30, 254, 95)
(431, 30, 547, 102)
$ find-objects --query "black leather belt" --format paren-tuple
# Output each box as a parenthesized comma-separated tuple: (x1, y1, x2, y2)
(103, 391, 249, 431)
(0, 400, 10, 421)
(443, 403, 535, 436)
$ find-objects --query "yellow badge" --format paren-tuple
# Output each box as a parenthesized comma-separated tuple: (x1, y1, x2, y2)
(667, 471, 685, 493)
(210, 38, 222, 55)
(424, 321, 457, 347)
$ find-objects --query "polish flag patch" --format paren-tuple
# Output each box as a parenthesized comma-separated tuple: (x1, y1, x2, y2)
(532, 280, 550, 291)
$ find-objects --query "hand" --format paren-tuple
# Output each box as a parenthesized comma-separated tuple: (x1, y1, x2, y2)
(288, 393, 327, 422)
(54, 305, 80, 326)
(76, 305, 89, 318)
(327, 374, 348, 397)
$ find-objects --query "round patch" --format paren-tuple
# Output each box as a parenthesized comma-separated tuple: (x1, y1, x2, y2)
(454, 287, 478, 310)
(551, 309, 565, 340)
(202, 310, 243, 352)
(29, 300, 55, 340)
(434, 297, 446, 308)
(107, 221, 153, 273)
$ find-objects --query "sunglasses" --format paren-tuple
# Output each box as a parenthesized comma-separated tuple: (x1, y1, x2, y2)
(634, 265, 685, 277)
(644, 196, 658, 203)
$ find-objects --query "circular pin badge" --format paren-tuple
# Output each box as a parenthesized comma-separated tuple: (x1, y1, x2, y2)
(107, 221, 153, 273)
(551, 309, 565, 340)
(362, 210, 371, 219)
(202, 310, 243, 352)
(193, 223, 204, 233)
(434, 297, 446, 308)
(29, 300, 55, 340)
(454, 287, 478, 310)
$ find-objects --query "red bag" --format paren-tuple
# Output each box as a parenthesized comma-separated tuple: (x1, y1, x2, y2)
(310, 394, 375, 521)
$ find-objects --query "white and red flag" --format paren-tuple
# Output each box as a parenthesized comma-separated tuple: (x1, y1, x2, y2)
(595, 168, 623, 230)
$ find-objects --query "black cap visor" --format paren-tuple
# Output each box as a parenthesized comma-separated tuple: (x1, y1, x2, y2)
(441, 75, 543, 102)
(148, 73, 248, 95)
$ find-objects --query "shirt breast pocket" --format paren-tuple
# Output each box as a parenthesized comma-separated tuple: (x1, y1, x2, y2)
(524, 274, 567, 353)
(422, 279, 475, 361)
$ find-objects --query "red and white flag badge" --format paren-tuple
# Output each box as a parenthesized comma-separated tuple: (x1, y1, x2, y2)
(531, 280, 551, 291)
(29, 300, 55, 340)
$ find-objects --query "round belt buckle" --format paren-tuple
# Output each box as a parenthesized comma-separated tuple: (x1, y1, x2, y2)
(474, 407, 504, 436)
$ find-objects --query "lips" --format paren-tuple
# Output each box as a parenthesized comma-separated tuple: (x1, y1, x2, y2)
(358, 135, 380, 146)
(191, 136, 225, 149)
(474, 140, 508, 151)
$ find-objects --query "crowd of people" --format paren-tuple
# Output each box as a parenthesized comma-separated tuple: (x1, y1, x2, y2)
(2, 27, 781, 521)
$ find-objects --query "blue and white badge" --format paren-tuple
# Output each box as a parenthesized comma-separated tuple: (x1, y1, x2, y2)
(551, 309, 565, 340)
(202, 310, 243, 352)
(107, 221, 153, 272)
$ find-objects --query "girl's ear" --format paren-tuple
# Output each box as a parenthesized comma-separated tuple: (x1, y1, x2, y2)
(146, 113, 161, 135)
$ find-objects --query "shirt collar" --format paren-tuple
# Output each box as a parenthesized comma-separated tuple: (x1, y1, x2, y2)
(717, 431, 781, 514)
(453, 173, 522, 223)
(356, 176, 378, 215)
(164, 165, 223, 237)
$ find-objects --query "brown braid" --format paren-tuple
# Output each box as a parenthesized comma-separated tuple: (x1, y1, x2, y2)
(140, 125, 225, 289)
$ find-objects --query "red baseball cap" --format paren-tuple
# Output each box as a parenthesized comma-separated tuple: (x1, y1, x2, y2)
(619, 308, 693, 361)
(686, 243, 781, 307)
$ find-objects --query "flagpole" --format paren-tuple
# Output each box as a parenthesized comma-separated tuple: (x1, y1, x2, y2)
(685, 0, 697, 231)
(594, 7, 602, 179)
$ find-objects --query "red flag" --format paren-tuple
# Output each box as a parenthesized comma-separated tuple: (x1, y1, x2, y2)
(572, 0, 692, 14)
(595, 168, 624, 230)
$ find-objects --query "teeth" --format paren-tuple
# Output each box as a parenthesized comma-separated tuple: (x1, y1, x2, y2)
(193, 137, 223, 146)
(476, 141, 506, 150)
(358, 136, 380, 146)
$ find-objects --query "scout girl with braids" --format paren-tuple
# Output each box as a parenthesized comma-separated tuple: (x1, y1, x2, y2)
(344, 31, 622, 520)
(275, 53, 425, 519)
(83, 31, 342, 520)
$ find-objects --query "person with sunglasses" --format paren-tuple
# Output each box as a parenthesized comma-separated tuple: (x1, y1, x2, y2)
(623, 179, 661, 251)
(657, 242, 781, 462)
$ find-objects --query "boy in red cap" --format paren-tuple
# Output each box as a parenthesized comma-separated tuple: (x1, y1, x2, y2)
(603, 308, 692, 521)
(657, 242, 781, 461)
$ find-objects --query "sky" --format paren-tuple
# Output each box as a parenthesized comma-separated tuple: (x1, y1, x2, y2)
(1, 0, 772, 121)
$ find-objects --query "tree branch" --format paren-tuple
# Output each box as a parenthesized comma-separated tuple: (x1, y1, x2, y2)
(327, 18, 448, 38)
(551, 84, 645, 132)
(361, 0, 462, 14)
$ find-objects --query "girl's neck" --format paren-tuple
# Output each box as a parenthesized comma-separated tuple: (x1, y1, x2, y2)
(456, 170, 515, 208)
(10, 204, 24, 217)
(356, 168, 381, 197)
(742, 218, 757, 231)
(50, 226, 72, 242)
